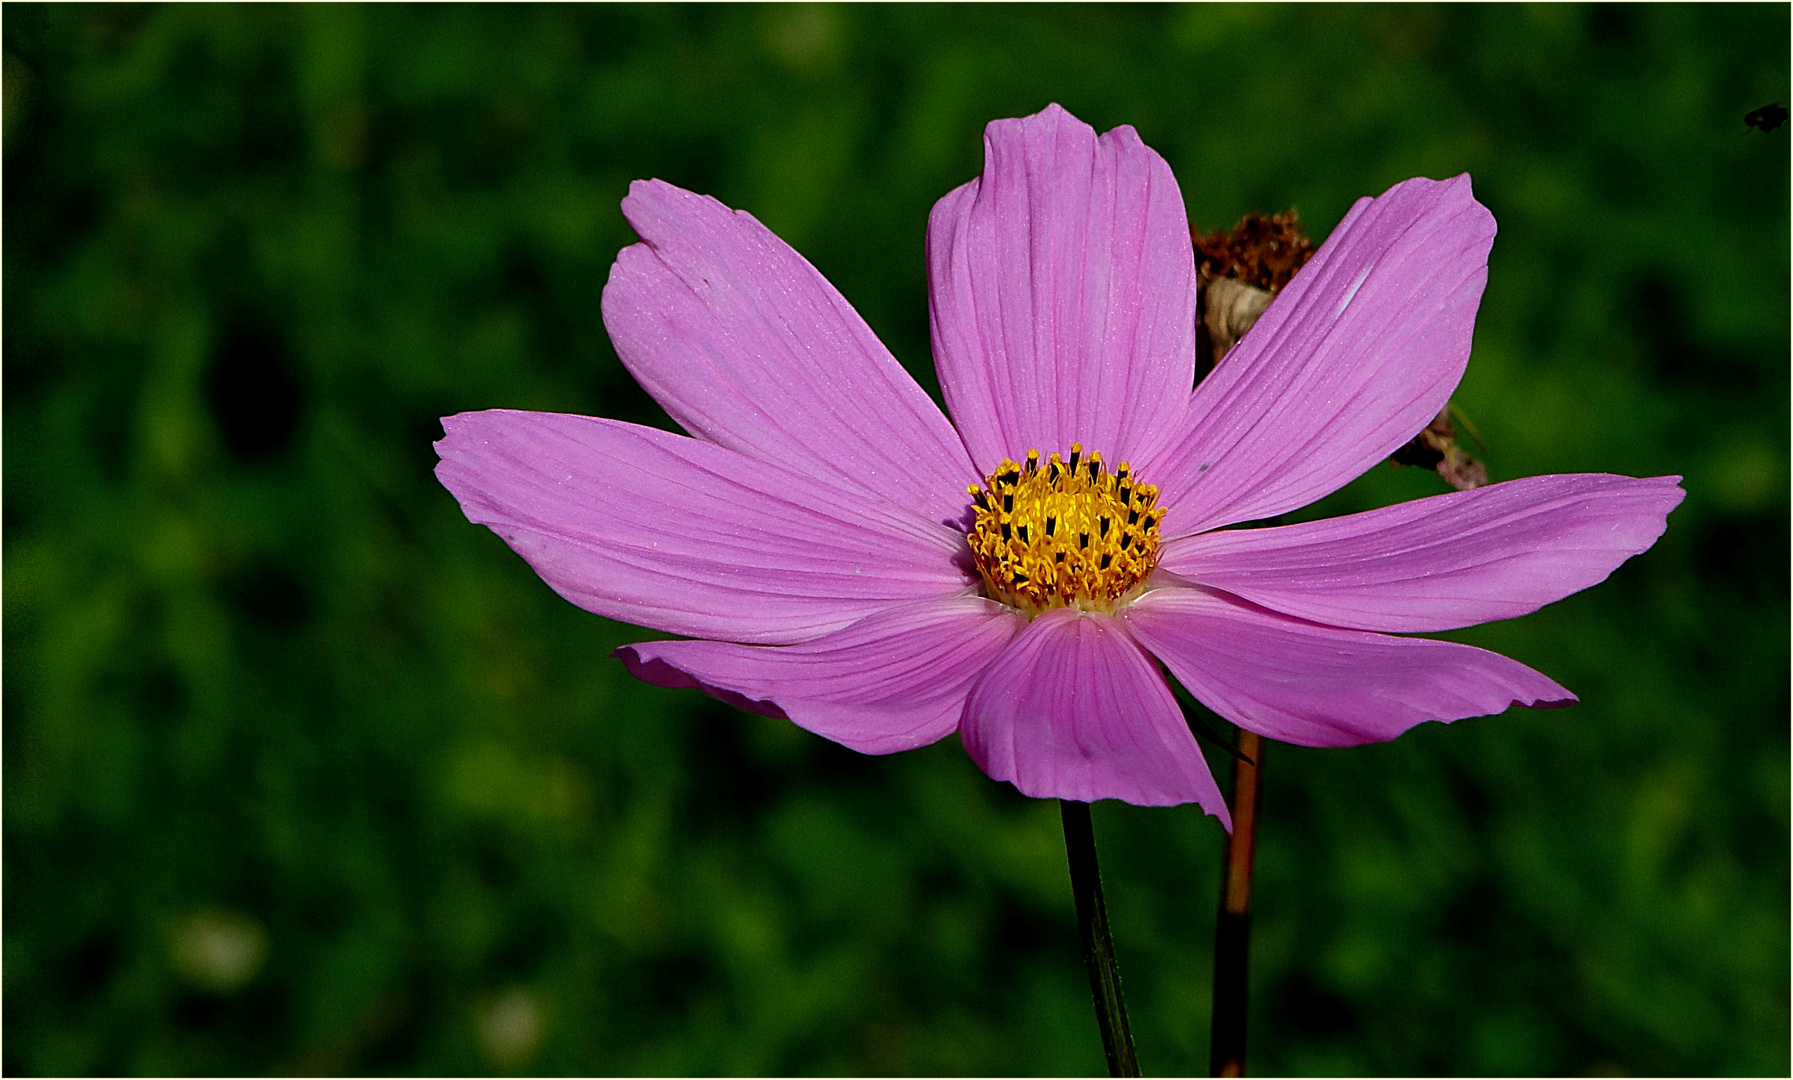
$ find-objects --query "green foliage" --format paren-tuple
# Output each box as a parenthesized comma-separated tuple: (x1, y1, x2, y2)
(5, 4, 1786, 1074)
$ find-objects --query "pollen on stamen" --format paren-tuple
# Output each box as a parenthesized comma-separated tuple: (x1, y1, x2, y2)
(966, 445, 1167, 616)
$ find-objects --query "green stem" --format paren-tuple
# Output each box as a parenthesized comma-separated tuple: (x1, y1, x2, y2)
(1210, 729, 1263, 1077)
(1061, 799, 1141, 1077)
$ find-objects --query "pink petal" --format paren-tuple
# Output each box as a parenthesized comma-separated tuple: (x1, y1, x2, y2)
(1159, 474, 1685, 632)
(959, 607, 1229, 820)
(927, 104, 1197, 475)
(435, 410, 974, 645)
(1147, 175, 1497, 537)
(615, 596, 1026, 755)
(601, 180, 979, 527)
(1122, 586, 1573, 748)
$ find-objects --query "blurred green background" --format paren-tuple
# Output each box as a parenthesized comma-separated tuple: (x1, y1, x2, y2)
(5, 4, 1787, 1075)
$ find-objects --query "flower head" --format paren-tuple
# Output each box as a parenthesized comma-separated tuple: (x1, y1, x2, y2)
(435, 105, 1683, 827)
(966, 443, 1165, 616)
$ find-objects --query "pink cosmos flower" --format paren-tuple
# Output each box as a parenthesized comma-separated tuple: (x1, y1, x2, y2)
(435, 104, 1683, 828)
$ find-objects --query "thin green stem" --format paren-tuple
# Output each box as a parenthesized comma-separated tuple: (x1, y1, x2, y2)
(1061, 799, 1141, 1078)
(1210, 729, 1263, 1078)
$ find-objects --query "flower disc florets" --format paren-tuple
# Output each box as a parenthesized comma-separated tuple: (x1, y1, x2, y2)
(967, 444, 1165, 617)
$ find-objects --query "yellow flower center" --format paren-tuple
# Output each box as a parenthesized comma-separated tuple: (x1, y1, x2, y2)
(966, 444, 1166, 617)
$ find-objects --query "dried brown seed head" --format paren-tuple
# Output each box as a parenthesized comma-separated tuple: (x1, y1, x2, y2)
(1192, 210, 1318, 294)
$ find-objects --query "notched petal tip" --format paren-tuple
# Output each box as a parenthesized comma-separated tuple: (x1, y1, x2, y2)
(620, 176, 704, 216)
(1524, 690, 1579, 710)
(613, 644, 788, 719)
(991, 101, 1082, 137)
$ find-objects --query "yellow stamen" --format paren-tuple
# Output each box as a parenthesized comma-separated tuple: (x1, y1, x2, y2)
(966, 442, 1166, 616)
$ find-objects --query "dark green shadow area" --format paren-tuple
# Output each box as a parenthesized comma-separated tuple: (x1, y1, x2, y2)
(5, 4, 1787, 1075)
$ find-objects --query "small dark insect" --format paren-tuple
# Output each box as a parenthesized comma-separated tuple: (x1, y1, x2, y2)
(1744, 102, 1787, 134)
